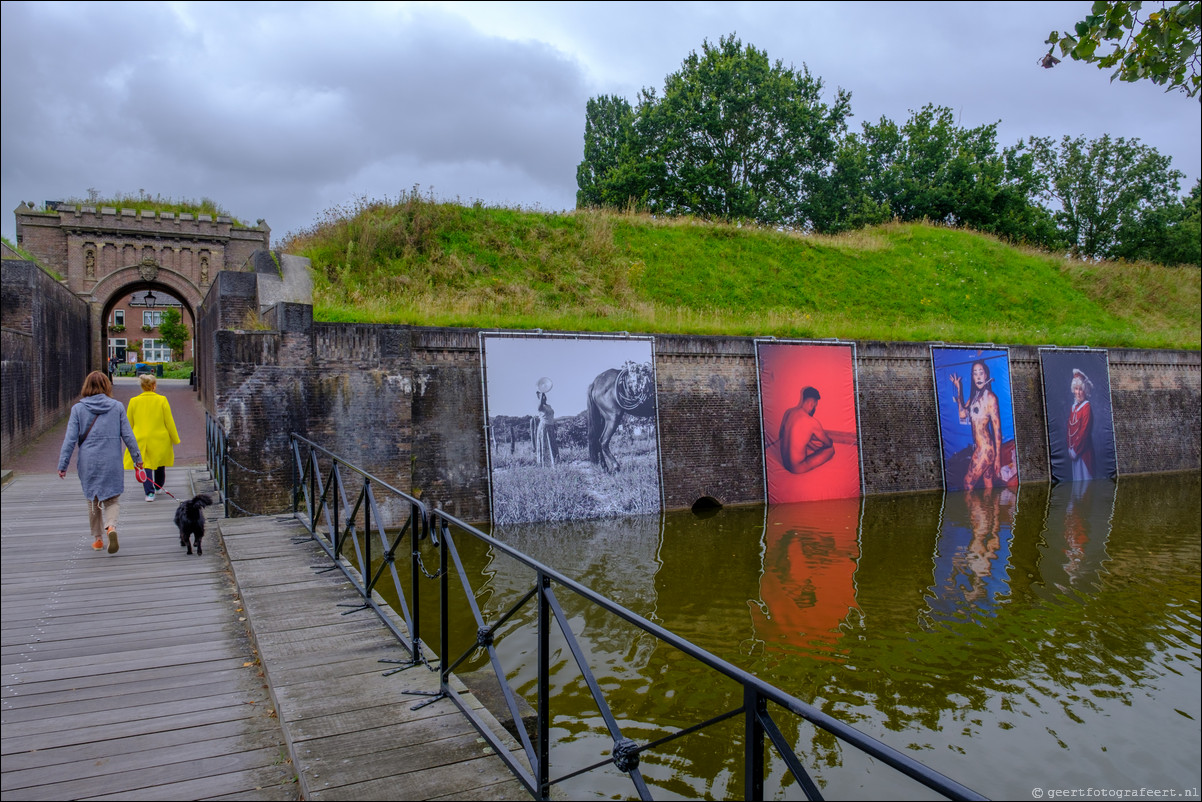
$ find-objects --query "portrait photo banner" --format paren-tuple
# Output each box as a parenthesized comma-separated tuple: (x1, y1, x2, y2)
(930, 346, 1019, 492)
(481, 333, 661, 525)
(1039, 348, 1117, 484)
(757, 341, 861, 504)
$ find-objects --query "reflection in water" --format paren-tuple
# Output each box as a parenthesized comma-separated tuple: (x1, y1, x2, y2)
(926, 487, 1018, 622)
(472, 515, 665, 698)
(749, 498, 862, 660)
(1037, 480, 1114, 595)
(378, 474, 1200, 800)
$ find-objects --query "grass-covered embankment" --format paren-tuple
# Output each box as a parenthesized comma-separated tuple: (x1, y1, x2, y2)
(282, 196, 1200, 350)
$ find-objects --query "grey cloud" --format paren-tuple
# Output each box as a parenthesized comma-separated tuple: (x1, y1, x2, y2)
(3, 1, 1197, 246)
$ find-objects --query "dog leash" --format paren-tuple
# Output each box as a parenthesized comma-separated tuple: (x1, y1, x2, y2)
(134, 467, 178, 500)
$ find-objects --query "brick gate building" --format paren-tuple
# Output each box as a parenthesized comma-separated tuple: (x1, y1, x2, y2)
(13, 201, 271, 369)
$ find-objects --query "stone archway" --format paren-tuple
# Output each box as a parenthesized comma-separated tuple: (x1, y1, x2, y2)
(90, 260, 202, 369)
(13, 201, 272, 373)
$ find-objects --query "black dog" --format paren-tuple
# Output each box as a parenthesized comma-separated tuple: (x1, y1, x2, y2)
(174, 494, 214, 555)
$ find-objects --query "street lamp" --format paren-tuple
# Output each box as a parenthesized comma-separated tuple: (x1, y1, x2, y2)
(143, 290, 157, 308)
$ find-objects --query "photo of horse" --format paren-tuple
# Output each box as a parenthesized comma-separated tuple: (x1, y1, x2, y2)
(481, 334, 662, 525)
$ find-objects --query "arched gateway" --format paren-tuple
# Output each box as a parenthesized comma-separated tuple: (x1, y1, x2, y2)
(13, 202, 270, 368)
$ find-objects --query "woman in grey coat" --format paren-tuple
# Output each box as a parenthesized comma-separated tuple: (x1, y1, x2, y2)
(58, 371, 144, 554)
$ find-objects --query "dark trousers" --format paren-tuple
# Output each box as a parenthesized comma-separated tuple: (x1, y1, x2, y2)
(143, 466, 166, 496)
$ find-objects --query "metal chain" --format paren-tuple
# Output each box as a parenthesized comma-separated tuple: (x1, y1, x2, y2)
(222, 453, 277, 475)
(216, 453, 292, 514)
(221, 494, 286, 517)
(414, 551, 443, 580)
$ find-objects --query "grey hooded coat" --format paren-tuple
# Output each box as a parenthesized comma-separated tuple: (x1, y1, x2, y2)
(58, 394, 143, 502)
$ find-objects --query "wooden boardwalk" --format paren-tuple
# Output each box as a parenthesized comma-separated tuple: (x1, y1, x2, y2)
(2, 468, 531, 801)
(220, 515, 531, 801)
(1, 468, 296, 800)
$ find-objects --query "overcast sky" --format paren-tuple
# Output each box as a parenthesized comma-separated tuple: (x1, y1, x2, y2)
(2, 1, 1199, 246)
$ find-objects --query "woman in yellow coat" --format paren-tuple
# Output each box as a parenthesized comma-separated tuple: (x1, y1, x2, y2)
(123, 373, 180, 501)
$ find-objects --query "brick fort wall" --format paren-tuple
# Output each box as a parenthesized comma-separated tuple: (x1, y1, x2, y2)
(202, 294, 1200, 523)
(1, 259, 92, 457)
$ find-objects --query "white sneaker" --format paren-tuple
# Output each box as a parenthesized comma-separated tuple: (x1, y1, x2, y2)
(146, 493, 155, 502)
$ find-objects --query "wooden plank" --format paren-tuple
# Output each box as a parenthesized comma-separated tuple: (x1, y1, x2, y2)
(1, 624, 237, 662)
(1, 677, 263, 723)
(310, 753, 527, 801)
(288, 708, 496, 753)
(1, 657, 253, 699)
(243, 653, 409, 689)
(1, 729, 288, 793)
(84, 766, 298, 802)
(3, 690, 276, 740)
(299, 730, 511, 795)
(0, 716, 286, 773)
(278, 693, 473, 741)
(12, 745, 292, 801)
(2, 640, 248, 682)
(429, 778, 535, 801)
(2, 702, 278, 755)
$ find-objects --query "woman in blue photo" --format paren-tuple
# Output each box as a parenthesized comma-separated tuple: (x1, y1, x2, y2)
(947, 360, 1002, 489)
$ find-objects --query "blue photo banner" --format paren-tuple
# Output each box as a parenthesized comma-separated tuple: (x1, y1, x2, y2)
(930, 347, 1020, 492)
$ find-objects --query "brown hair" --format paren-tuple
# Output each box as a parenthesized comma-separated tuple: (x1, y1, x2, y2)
(81, 370, 113, 398)
(139, 373, 157, 391)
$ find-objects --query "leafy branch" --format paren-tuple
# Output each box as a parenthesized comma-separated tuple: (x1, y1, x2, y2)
(1044, 1, 1201, 100)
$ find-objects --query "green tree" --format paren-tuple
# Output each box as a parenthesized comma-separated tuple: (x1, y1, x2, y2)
(1044, 1, 1201, 100)
(1111, 179, 1202, 265)
(805, 134, 892, 234)
(576, 35, 851, 228)
(576, 94, 665, 211)
(158, 308, 189, 362)
(817, 105, 1055, 244)
(1029, 133, 1184, 259)
(647, 34, 851, 226)
(578, 95, 635, 208)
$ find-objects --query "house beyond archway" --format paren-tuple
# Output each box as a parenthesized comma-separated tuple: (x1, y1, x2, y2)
(101, 282, 197, 365)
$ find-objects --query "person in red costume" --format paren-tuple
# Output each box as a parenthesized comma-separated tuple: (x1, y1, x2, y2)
(1067, 368, 1094, 482)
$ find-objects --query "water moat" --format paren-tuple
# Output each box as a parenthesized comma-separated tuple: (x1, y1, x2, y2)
(379, 472, 1201, 800)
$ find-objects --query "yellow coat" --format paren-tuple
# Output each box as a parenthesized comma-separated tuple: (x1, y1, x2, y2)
(123, 391, 180, 470)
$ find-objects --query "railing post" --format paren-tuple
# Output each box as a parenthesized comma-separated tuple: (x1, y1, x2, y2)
(308, 449, 317, 534)
(291, 435, 297, 517)
(363, 478, 372, 602)
(411, 503, 423, 657)
(745, 686, 765, 802)
(537, 571, 551, 800)
(221, 432, 229, 518)
(438, 512, 450, 692)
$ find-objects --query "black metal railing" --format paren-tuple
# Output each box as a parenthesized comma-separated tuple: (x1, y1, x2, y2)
(289, 433, 431, 670)
(425, 506, 986, 802)
(205, 411, 228, 517)
(284, 433, 985, 801)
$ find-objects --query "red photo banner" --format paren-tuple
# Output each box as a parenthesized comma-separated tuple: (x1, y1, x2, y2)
(757, 341, 861, 504)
